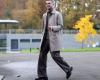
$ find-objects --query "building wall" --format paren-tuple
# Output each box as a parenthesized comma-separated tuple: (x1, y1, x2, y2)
(6, 34, 42, 51)
(6, 34, 100, 52)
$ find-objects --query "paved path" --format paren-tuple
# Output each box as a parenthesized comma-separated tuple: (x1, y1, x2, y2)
(0, 52, 100, 80)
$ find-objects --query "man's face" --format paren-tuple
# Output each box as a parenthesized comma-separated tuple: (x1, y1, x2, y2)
(46, 1, 54, 10)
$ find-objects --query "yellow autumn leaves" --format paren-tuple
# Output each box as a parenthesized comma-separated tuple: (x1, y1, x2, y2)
(74, 15, 97, 42)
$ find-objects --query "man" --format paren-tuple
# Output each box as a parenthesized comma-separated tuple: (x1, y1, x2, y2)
(35, 0, 73, 80)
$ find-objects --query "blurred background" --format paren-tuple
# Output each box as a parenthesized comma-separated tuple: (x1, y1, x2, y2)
(0, 0, 100, 29)
(0, 0, 100, 53)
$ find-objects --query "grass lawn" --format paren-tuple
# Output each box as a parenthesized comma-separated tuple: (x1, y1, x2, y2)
(0, 47, 100, 54)
(21, 48, 39, 53)
(61, 47, 100, 52)
(20, 47, 100, 53)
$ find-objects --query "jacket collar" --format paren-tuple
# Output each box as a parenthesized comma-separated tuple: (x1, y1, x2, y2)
(46, 9, 56, 14)
(51, 9, 56, 13)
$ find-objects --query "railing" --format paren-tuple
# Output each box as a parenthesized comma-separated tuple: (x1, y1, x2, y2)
(0, 29, 100, 34)
(0, 47, 6, 52)
(0, 29, 42, 34)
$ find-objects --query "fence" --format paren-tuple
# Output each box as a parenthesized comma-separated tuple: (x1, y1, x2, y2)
(0, 29, 100, 34)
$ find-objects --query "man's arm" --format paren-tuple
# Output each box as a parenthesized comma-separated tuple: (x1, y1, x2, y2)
(52, 12, 63, 32)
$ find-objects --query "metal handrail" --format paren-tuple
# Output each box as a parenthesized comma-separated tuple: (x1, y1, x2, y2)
(0, 29, 100, 34)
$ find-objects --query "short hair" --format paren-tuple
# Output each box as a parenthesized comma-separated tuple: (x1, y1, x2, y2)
(46, 0, 55, 4)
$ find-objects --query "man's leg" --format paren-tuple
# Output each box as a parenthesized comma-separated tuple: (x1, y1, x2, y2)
(37, 40, 50, 79)
(50, 51, 73, 79)
(50, 51, 70, 72)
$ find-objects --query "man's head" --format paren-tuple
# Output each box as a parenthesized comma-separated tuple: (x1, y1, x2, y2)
(45, 0, 55, 12)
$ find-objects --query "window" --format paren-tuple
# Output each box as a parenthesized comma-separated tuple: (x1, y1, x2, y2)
(20, 39, 30, 42)
(0, 39, 6, 47)
(32, 39, 41, 42)
(94, 24, 100, 30)
(11, 39, 18, 50)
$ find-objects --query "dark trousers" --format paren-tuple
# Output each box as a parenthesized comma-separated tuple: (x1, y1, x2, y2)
(37, 39, 70, 77)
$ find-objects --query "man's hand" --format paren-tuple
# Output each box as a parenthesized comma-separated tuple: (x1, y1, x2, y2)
(48, 26, 53, 31)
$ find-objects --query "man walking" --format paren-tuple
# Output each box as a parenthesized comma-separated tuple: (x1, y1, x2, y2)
(35, 0, 73, 80)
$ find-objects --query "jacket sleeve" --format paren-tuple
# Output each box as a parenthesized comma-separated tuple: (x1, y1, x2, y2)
(52, 12, 63, 32)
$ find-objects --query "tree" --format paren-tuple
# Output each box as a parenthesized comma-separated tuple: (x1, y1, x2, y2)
(4, 0, 12, 18)
(1, 0, 99, 29)
(0, 0, 5, 18)
(12, 0, 40, 29)
(22, 0, 40, 29)
(58, 0, 98, 29)
(74, 15, 97, 48)
(38, 0, 46, 18)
